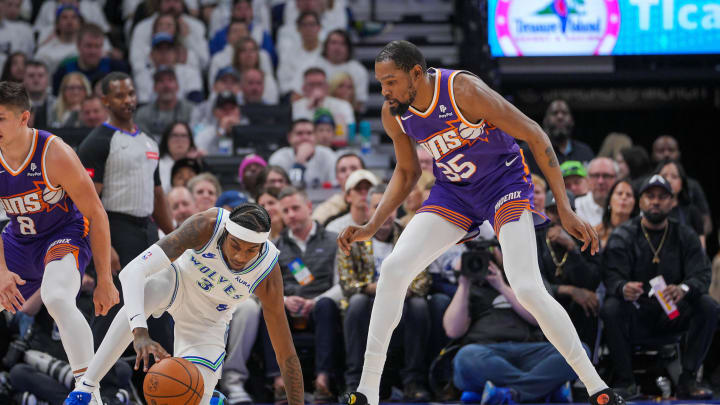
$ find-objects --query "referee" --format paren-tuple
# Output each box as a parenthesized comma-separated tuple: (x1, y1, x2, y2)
(78, 72, 174, 350)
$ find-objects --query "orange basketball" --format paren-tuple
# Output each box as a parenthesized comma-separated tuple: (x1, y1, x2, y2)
(143, 357, 204, 405)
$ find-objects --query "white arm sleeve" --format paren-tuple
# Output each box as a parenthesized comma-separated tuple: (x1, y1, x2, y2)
(118, 244, 172, 331)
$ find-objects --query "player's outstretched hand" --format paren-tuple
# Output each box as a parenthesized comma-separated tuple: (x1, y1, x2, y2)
(93, 279, 120, 316)
(337, 225, 375, 255)
(0, 269, 26, 314)
(559, 208, 599, 255)
(133, 329, 170, 372)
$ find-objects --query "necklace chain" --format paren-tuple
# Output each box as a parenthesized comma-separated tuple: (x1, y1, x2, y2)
(546, 235, 569, 278)
(641, 222, 669, 264)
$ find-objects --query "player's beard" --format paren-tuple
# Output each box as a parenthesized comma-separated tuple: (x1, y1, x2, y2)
(388, 85, 417, 116)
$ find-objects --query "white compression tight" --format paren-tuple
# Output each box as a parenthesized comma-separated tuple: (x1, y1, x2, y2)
(41, 255, 94, 378)
(356, 210, 607, 405)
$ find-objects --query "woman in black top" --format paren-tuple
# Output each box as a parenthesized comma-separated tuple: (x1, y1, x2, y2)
(656, 159, 705, 248)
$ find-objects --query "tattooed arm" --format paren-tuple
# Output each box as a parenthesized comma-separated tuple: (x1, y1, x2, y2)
(157, 209, 218, 260)
(452, 73, 599, 254)
(255, 264, 304, 405)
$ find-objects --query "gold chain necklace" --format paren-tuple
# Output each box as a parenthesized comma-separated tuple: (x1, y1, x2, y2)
(546, 235, 569, 278)
(641, 222, 669, 264)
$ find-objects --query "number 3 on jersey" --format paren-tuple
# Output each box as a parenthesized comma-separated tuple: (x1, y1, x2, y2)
(436, 154, 476, 182)
(17, 216, 37, 235)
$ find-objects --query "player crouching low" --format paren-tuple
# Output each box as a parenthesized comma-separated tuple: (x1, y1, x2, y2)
(64, 204, 305, 405)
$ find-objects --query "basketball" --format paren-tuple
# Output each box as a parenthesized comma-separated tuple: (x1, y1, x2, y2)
(42, 187, 65, 205)
(143, 357, 204, 405)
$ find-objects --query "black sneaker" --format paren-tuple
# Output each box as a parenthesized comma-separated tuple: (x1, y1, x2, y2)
(676, 378, 713, 400)
(343, 392, 368, 405)
(589, 389, 626, 405)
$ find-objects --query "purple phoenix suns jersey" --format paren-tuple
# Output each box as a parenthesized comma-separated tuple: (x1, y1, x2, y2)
(395, 68, 546, 236)
(0, 129, 87, 239)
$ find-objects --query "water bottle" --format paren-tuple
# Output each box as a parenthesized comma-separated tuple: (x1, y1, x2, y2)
(655, 376, 671, 399)
(347, 122, 357, 145)
(359, 121, 372, 156)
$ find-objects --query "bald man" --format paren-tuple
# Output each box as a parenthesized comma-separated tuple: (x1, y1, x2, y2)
(575, 158, 618, 226)
(167, 187, 198, 226)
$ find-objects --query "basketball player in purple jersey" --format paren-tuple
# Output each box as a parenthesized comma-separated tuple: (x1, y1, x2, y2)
(0, 82, 119, 399)
(338, 41, 625, 405)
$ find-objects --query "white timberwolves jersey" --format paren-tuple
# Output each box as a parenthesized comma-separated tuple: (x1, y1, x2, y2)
(170, 208, 279, 323)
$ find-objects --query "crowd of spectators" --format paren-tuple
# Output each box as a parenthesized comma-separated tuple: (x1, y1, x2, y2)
(1, 1, 720, 404)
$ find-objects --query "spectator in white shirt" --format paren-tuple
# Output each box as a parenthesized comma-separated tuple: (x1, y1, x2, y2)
(277, 11, 323, 97)
(208, 0, 275, 63)
(133, 32, 204, 104)
(230, 36, 278, 104)
(268, 119, 337, 189)
(50, 71, 91, 128)
(325, 169, 379, 234)
(574, 157, 619, 227)
(130, 0, 208, 71)
(0, 0, 35, 57)
(79, 94, 108, 128)
(190, 66, 242, 130)
(195, 91, 248, 155)
(328, 72, 356, 112)
(318, 29, 368, 113)
(293, 67, 354, 136)
(239, 67, 266, 105)
(276, 0, 346, 41)
(34, 5, 82, 75)
(34, 0, 110, 40)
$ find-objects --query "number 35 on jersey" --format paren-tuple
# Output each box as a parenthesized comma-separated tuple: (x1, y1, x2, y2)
(418, 120, 488, 182)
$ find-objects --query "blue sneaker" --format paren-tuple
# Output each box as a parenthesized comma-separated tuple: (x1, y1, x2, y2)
(210, 390, 228, 405)
(64, 391, 92, 405)
(550, 382, 573, 403)
(461, 390, 483, 403)
(480, 381, 516, 405)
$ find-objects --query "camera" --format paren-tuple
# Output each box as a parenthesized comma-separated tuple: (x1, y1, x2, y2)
(460, 239, 499, 283)
(2, 325, 32, 370)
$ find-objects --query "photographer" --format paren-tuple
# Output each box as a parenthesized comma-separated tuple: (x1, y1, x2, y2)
(445, 250, 583, 403)
(537, 190, 602, 350)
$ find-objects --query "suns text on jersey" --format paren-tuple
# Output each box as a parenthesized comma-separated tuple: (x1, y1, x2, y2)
(418, 119, 492, 161)
(0, 182, 67, 215)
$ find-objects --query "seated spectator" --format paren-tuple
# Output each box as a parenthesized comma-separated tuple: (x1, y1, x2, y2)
(560, 160, 588, 197)
(620, 146, 653, 184)
(130, 11, 209, 75)
(195, 91, 248, 155)
(328, 73, 356, 116)
(239, 67, 266, 105)
(574, 157, 618, 226)
(292, 67, 355, 137)
(129, 0, 208, 72)
(79, 95, 108, 128)
(275, 0, 346, 48)
(312, 152, 364, 225)
(134, 66, 194, 140)
(277, 11, 323, 97)
(238, 153, 267, 196)
(397, 171, 435, 227)
(50, 71, 90, 128)
(52, 23, 129, 95)
(33, 0, 110, 42)
(133, 33, 204, 104)
(651, 134, 712, 235)
(187, 172, 222, 211)
(158, 122, 202, 192)
(656, 159, 705, 247)
(167, 186, 198, 225)
(264, 186, 342, 402)
(338, 183, 432, 401)
(0, 1, 34, 57)
(23, 60, 55, 130)
(326, 169, 378, 233)
(268, 119, 336, 188)
(601, 174, 717, 399)
(0, 51, 26, 82)
(597, 132, 632, 160)
(446, 257, 579, 403)
(215, 190, 249, 210)
(256, 165, 291, 191)
(207, 19, 270, 87)
(313, 108, 335, 147)
(191, 66, 242, 131)
(170, 157, 203, 188)
(34, 5, 83, 75)
(209, 0, 275, 60)
(256, 186, 285, 241)
(521, 99, 594, 177)
(230, 36, 278, 104)
(538, 190, 601, 350)
(595, 179, 637, 249)
(318, 29, 368, 113)
(531, 174, 547, 215)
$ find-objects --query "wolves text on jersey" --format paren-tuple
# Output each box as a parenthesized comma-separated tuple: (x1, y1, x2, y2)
(189, 255, 244, 300)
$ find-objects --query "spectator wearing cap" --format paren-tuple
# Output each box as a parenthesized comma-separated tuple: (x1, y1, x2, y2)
(129, 0, 208, 71)
(170, 157, 203, 188)
(312, 152, 365, 225)
(195, 91, 249, 155)
(134, 66, 194, 140)
(277, 11, 324, 97)
(209, 0, 275, 60)
(167, 186, 198, 226)
(574, 157, 618, 227)
(79, 95, 108, 128)
(215, 190, 250, 211)
(207, 19, 272, 88)
(52, 23, 129, 94)
(268, 119, 337, 188)
(292, 67, 355, 135)
(34, 5, 86, 75)
(159, 122, 203, 192)
(191, 66, 242, 130)
(231, 36, 279, 104)
(238, 153, 267, 196)
(560, 160, 588, 198)
(537, 189, 602, 351)
(313, 107, 335, 147)
(0, 0, 34, 57)
(318, 29, 368, 113)
(239, 68, 267, 105)
(601, 174, 717, 399)
(33, 0, 109, 43)
(326, 169, 379, 233)
(133, 32, 204, 104)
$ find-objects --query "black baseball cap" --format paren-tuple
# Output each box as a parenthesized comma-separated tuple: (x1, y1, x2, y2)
(639, 174, 673, 196)
(214, 91, 239, 109)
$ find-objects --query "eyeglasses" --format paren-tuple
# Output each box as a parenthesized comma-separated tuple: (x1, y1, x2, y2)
(588, 173, 616, 180)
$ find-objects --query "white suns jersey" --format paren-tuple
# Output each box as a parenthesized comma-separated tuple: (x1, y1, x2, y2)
(171, 208, 279, 323)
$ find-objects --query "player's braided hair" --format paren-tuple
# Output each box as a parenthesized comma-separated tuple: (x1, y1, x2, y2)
(229, 203, 272, 233)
